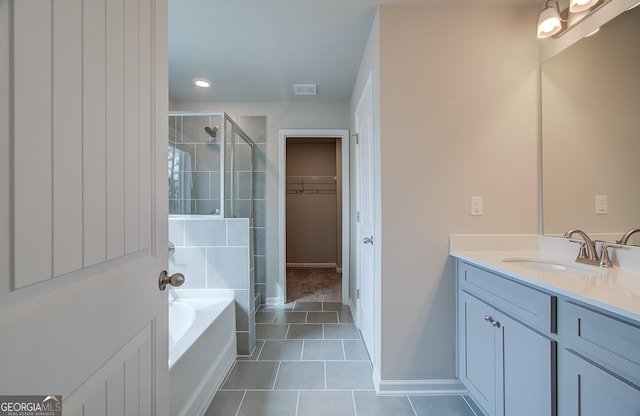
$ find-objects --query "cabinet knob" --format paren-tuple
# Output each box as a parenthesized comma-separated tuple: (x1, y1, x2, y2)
(484, 315, 493, 323)
(491, 319, 501, 328)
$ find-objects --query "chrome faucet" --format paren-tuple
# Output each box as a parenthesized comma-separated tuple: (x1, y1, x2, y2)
(563, 229, 600, 266)
(617, 228, 640, 245)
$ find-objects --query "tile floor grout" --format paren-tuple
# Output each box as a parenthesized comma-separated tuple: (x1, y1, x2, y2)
(205, 301, 477, 416)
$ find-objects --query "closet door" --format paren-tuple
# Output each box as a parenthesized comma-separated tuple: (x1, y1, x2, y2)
(355, 72, 376, 360)
(0, 0, 169, 413)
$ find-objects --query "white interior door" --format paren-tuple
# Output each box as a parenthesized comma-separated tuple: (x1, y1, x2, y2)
(0, 0, 169, 414)
(355, 72, 375, 359)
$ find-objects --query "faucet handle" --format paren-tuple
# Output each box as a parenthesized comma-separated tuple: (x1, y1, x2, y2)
(568, 239, 588, 260)
(594, 241, 623, 268)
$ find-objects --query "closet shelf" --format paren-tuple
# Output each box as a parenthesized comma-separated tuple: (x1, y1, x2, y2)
(286, 176, 337, 194)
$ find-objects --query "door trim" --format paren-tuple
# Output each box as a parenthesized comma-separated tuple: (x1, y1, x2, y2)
(278, 129, 350, 305)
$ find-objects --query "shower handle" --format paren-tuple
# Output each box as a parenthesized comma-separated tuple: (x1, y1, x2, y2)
(158, 271, 185, 291)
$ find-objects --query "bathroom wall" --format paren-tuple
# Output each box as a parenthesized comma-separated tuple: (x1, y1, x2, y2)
(168, 216, 255, 355)
(351, 4, 539, 386)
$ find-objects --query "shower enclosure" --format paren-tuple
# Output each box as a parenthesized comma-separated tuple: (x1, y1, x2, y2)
(168, 112, 258, 356)
(168, 112, 255, 218)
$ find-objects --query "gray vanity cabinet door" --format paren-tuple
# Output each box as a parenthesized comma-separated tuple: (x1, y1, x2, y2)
(497, 311, 556, 416)
(560, 350, 640, 415)
(459, 291, 497, 416)
(459, 290, 556, 416)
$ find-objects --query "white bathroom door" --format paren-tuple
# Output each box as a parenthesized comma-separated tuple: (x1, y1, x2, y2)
(0, 0, 169, 414)
(355, 72, 376, 360)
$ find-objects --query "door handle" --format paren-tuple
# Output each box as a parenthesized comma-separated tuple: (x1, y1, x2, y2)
(362, 236, 374, 245)
(159, 270, 185, 291)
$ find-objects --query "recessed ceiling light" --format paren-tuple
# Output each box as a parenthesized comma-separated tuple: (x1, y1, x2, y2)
(193, 78, 212, 88)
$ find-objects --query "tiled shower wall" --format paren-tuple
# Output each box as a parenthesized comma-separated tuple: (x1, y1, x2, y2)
(169, 114, 224, 215)
(168, 217, 255, 356)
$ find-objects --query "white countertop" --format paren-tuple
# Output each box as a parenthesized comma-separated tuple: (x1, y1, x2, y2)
(450, 235, 640, 324)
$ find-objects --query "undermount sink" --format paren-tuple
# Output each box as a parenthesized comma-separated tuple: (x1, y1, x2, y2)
(502, 257, 603, 276)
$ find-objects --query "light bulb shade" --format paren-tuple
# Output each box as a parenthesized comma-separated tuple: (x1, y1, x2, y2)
(570, 0, 598, 13)
(193, 78, 212, 88)
(537, 5, 562, 38)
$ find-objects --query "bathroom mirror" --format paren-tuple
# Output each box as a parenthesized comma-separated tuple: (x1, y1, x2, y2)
(541, 5, 640, 245)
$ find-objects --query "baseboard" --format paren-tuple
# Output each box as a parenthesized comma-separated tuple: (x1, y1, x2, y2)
(374, 376, 467, 396)
(349, 298, 358, 323)
(286, 262, 337, 268)
(266, 297, 281, 305)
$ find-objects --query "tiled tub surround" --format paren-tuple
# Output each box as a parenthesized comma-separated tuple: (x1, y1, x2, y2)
(169, 216, 255, 355)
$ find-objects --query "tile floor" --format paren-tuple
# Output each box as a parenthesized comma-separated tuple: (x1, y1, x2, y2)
(204, 301, 477, 416)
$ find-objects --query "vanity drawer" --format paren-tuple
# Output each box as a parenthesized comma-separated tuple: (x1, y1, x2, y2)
(562, 301, 640, 384)
(458, 261, 556, 333)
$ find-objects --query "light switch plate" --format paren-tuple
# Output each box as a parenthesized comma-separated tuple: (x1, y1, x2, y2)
(471, 196, 483, 216)
(595, 195, 607, 215)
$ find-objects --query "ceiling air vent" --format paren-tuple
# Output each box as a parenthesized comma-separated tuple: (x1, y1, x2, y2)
(293, 84, 317, 96)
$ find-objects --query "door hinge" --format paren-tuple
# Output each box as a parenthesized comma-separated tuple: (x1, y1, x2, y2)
(357, 289, 360, 299)
(352, 133, 359, 144)
(357, 211, 360, 222)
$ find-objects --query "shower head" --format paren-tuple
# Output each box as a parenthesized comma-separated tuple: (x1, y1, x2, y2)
(204, 125, 218, 139)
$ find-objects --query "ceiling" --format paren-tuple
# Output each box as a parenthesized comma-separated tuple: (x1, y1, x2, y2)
(168, 0, 540, 104)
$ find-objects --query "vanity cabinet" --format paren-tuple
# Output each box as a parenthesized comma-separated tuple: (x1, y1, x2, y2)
(558, 301, 640, 415)
(457, 261, 557, 416)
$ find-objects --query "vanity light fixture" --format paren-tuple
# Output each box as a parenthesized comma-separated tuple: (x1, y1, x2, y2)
(193, 78, 212, 88)
(570, 0, 599, 13)
(584, 27, 600, 37)
(537, 0, 563, 38)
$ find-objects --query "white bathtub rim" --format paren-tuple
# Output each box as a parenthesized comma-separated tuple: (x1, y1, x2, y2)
(170, 288, 235, 299)
(168, 290, 235, 368)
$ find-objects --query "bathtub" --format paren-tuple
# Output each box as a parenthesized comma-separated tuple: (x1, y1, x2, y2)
(169, 289, 236, 416)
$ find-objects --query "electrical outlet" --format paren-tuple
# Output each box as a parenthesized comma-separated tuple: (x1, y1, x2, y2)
(471, 196, 483, 216)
